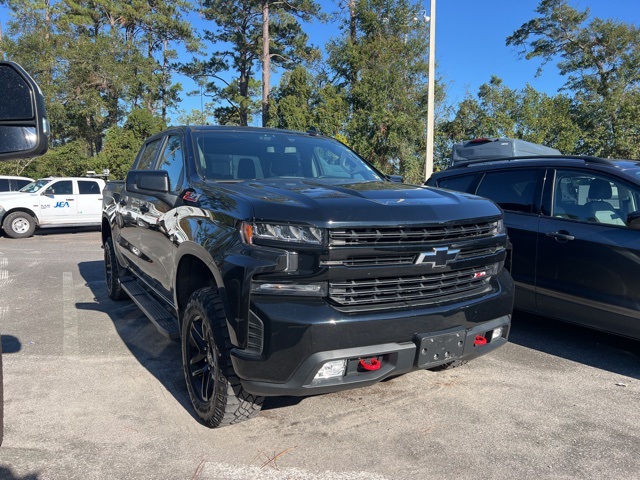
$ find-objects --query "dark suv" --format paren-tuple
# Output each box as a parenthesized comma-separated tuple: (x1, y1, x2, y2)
(427, 156, 640, 340)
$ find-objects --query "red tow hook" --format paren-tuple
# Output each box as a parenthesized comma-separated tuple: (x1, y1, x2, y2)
(359, 357, 382, 371)
(474, 335, 487, 346)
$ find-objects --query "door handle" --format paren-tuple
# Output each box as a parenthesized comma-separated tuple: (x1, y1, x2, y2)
(546, 231, 575, 242)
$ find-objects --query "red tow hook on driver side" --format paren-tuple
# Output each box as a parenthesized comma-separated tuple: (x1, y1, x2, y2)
(359, 357, 382, 371)
(474, 335, 487, 346)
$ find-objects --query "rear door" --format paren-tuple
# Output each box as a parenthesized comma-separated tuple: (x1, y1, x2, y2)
(473, 168, 544, 312)
(76, 179, 103, 223)
(536, 168, 640, 338)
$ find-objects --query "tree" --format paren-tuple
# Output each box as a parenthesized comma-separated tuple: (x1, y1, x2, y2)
(328, 0, 443, 184)
(441, 76, 581, 165)
(186, 0, 320, 127)
(269, 65, 347, 136)
(95, 108, 166, 179)
(506, 0, 640, 158)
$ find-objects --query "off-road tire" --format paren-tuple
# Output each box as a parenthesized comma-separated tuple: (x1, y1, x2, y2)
(181, 287, 263, 427)
(104, 237, 128, 301)
(429, 360, 468, 371)
(2, 211, 36, 238)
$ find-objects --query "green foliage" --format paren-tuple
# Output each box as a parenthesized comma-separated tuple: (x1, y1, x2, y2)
(95, 109, 167, 179)
(269, 66, 348, 136)
(327, 0, 440, 185)
(441, 76, 581, 165)
(507, 0, 640, 158)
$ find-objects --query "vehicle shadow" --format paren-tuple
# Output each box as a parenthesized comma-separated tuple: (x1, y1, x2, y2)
(509, 310, 640, 379)
(75, 260, 299, 422)
(0, 335, 22, 354)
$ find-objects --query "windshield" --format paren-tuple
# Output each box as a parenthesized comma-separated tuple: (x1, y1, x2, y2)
(19, 178, 50, 193)
(192, 130, 384, 183)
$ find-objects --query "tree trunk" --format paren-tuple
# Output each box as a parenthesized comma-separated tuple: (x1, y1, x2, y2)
(261, 1, 270, 127)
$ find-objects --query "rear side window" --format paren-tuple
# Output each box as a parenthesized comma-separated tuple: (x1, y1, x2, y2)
(475, 169, 538, 213)
(136, 138, 163, 170)
(436, 174, 476, 193)
(0, 178, 9, 191)
(78, 180, 101, 195)
(16, 179, 31, 189)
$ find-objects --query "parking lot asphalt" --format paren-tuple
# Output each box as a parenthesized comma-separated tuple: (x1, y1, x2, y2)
(0, 229, 638, 480)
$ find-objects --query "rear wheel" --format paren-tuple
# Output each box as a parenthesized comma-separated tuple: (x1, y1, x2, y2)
(2, 211, 36, 238)
(182, 287, 263, 427)
(104, 237, 127, 301)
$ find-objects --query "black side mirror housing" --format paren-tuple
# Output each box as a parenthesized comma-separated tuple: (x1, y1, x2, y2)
(0, 61, 49, 161)
(126, 170, 170, 194)
(627, 212, 640, 230)
(386, 174, 404, 183)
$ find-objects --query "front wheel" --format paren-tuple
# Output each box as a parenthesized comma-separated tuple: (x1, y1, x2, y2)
(104, 237, 127, 301)
(181, 288, 263, 428)
(2, 211, 36, 238)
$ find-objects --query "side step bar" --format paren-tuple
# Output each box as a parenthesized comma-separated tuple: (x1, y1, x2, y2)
(120, 278, 180, 339)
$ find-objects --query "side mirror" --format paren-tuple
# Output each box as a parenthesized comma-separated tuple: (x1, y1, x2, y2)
(0, 61, 49, 161)
(627, 212, 640, 230)
(386, 174, 404, 183)
(126, 170, 170, 195)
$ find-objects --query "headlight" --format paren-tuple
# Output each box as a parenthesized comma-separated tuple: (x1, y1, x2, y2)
(495, 219, 507, 235)
(242, 221, 324, 245)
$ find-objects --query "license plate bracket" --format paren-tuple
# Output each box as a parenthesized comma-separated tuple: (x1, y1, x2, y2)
(415, 329, 465, 368)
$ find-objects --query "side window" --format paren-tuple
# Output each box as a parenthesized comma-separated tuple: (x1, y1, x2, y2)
(16, 179, 31, 189)
(436, 174, 476, 193)
(553, 170, 635, 227)
(135, 138, 163, 170)
(0, 178, 9, 191)
(48, 180, 73, 195)
(157, 135, 184, 191)
(475, 169, 538, 214)
(78, 180, 101, 195)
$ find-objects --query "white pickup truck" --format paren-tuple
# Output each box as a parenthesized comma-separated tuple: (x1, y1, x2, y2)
(0, 176, 105, 238)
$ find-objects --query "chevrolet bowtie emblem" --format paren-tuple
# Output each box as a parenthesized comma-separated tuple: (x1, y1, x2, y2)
(416, 247, 460, 268)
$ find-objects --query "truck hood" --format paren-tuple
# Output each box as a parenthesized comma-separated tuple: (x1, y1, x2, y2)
(0, 192, 38, 205)
(209, 179, 501, 226)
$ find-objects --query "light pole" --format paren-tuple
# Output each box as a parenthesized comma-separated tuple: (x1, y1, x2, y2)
(424, 0, 436, 181)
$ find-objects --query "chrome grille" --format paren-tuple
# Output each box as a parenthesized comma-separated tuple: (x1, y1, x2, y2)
(328, 265, 495, 306)
(329, 222, 498, 246)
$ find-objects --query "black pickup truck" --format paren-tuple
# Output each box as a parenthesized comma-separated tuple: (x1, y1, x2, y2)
(102, 126, 514, 427)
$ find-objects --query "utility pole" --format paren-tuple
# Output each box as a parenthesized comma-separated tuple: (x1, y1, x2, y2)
(425, 0, 436, 180)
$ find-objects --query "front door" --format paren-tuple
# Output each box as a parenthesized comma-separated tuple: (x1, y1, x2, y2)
(38, 180, 77, 225)
(536, 169, 640, 338)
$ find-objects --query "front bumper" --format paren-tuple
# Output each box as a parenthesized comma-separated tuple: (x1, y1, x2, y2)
(232, 269, 514, 397)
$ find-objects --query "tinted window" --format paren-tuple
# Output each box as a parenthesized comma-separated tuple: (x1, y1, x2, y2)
(157, 135, 184, 191)
(436, 175, 476, 193)
(0, 179, 9, 191)
(553, 170, 640, 227)
(136, 138, 163, 170)
(78, 180, 101, 195)
(48, 180, 73, 195)
(16, 179, 31, 189)
(476, 169, 538, 213)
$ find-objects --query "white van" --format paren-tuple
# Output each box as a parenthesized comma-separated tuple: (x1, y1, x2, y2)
(0, 177, 105, 238)
(0, 175, 33, 193)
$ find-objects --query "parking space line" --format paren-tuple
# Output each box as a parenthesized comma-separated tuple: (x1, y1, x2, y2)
(63, 271, 79, 356)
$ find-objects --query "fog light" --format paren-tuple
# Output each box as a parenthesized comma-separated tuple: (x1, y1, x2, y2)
(313, 360, 347, 381)
(491, 327, 503, 342)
